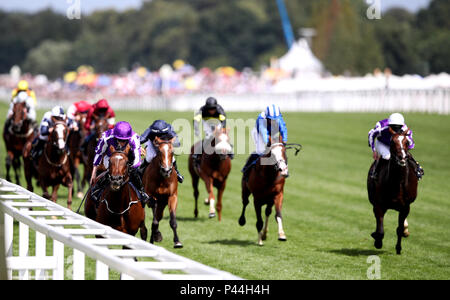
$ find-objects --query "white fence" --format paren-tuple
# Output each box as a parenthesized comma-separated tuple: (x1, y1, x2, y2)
(2, 89, 447, 114)
(0, 178, 241, 280)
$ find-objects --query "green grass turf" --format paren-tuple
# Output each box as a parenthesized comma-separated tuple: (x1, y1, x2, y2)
(1, 100, 449, 279)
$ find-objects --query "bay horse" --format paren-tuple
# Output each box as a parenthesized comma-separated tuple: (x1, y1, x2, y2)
(67, 113, 88, 199)
(85, 145, 147, 239)
(239, 137, 289, 246)
(24, 121, 73, 209)
(84, 116, 109, 184)
(367, 127, 419, 254)
(142, 136, 182, 248)
(2, 101, 37, 185)
(188, 127, 232, 220)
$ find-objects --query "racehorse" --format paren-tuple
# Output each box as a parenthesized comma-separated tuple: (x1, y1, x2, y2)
(367, 127, 419, 254)
(85, 145, 147, 239)
(84, 116, 109, 184)
(142, 136, 182, 248)
(238, 136, 289, 246)
(67, 115, 88, 198)
(188, 127, 232, 221)
(2, 101, 36, 185)
(24, 121, 73, 209)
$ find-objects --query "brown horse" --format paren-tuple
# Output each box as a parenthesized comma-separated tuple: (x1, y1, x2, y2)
(24, 121, 73, 209)
(85, 145, 147, 239)
(67, 115, 88, 199)
(84, 116, 109, 184)
(239, 138, 289, 246)
(143, 136, 182, 248)
(3, 101, 36, 185)
(188, 127, 232, 220)
(367, 127, 419, 254)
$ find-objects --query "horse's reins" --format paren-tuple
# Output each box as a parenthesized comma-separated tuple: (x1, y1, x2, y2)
(99, 179, 140, 215)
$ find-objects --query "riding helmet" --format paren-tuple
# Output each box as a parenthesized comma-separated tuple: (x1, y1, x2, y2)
(51, 106, 66, 119)
(265, 104, 282, 119)
(113, 121, 133, 140)
(205, 97, 218, 109)
(388, 113, 405, 126)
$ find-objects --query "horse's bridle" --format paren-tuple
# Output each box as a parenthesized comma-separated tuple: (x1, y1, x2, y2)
(108, 151, 129, 190)
(153, 140, 174, 177)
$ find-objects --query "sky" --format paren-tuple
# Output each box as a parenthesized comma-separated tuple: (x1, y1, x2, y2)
(0, 0, 432, 14)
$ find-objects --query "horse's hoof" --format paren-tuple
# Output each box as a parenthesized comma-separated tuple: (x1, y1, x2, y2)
(204, 198, 209, 205)
(257, 240, 264, 246)
(374, 240, 383, 249)
(194, 210, 198, 218)
(208, 212, 216, 218)
(403, 230, 410, 238)
(153, 232, 163, 243)
(278, 236, 287, 241)
(77, 192, 84, 199)
(238, 216, 246, 226)
(174, 242, 183, 249)
(396, 248, 402, 255)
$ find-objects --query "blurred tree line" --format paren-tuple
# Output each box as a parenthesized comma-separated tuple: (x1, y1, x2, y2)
(0, 0, 448, 78)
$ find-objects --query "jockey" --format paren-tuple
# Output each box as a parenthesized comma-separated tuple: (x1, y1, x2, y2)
(81, 99, 115, 151)
(193, 96, 227, 139)
(89, 121, 150, 206)
(139, 120, 184, 183)
(11, 80, 37, 105)
(192, 97, 232, 162)
(241, 104, 288, 180)
(6, 91, 37, 127)
(31, 106, 67, 160)
(368, 112, 424, 180)
(67, 100, 92, 131)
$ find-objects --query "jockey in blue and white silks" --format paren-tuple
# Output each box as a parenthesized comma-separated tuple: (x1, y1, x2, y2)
(31, 106, 67, 160)
(242, 104, 288, 178)
(139, 119, 184, 183)
(90, 121, 150, 205)
(368, 113, 423, 180)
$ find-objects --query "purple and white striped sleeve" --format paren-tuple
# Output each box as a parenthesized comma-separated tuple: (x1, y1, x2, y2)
(129, 133, 141, 168)
(93, 131, 110, 166)
(404, 126, 415, 149)
(368, 121, 381, 152)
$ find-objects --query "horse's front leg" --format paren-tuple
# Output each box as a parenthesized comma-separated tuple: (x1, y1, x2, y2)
(261, 204, 273, 241)
(51, 184, 60, 203)
(274, 192, 286, 241)
(150, 203, 164, 244)
(371, 204, 386, 249)
(12, 157, 21, 186)
(66, 178, 73, 211)
(396, 206, 410, 255)
(168, 194, 182, 248)
(216, 181, 226, 222)
(203, 177, 216, 218)
(5, 151, 13, 182)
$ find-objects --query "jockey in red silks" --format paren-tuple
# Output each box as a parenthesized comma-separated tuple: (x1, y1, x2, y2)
(67, 100, 92, 131)
(81, 99, 116, 151)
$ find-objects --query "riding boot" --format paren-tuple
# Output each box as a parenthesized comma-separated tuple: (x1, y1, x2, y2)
(242, 153, 260, 181)
(173, 160, 184, 183)
(91, 175, 108, 207)
(138, 159, 149, 177)
(31, 139, 46, 160)
(371, 158, 384, 180)
(409, 156, 424, 180)
(130, 168, 153, 208)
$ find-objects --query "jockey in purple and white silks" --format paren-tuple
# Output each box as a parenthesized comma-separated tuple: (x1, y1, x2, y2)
(90, 121, 150, 205)
(368, 113, 423, 180)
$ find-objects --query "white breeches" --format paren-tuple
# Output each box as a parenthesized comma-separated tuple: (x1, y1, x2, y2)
(375, 140, 390, 160)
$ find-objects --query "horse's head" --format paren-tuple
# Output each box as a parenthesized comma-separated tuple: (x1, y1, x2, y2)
(49, 121, 69, 154)
(389, 127, 410, 167)
(154, 136, 175, 178)
(268, 142, 289, 178)
(214, 127, 232, 159)
(108, 144, 130, 191)
(11, 102, 27, 132)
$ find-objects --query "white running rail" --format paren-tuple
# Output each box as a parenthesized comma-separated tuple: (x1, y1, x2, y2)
(0, 178, 241, 280)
